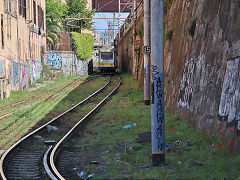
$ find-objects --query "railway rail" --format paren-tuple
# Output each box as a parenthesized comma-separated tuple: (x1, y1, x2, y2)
(0, 76, 96, 120)
(0, 75, 121, 180)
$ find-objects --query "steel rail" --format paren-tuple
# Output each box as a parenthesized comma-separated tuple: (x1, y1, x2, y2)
(49, 76, 121, 180)
(0, 76, 99, 120)
(0, 76, 86, 111)
(0, 76, 110, 180)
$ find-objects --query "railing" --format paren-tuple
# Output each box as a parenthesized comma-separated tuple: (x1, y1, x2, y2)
(115, 0, 144, 44)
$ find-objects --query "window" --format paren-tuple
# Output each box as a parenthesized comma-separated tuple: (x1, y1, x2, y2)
(101, 52, 114, 60)
(5, 0, 17, 16)
(1, 15, 4, 48)
(19, 0, 26, 18)
(38, 5, 44, 29)
(6, 14, 12, 39)
(33, 0, 36, 24)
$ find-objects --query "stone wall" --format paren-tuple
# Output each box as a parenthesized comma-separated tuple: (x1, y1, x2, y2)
(117, 0, 240, 143)
(116, 1, 145, 87)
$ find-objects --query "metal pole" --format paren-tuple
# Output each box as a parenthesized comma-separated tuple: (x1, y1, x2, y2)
(119, 0, 121, 39)
(151, 0, 165, 166)
(144, 0, 151, 105)
(113, 12, 115, 39)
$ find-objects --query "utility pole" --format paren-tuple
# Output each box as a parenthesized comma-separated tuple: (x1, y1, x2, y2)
(151, 0, 165, 166)
(113, 12, 116, 39)
(118, 0, 121, 39)
(143, 0, 151, 105)
(132, 0, 136, 77)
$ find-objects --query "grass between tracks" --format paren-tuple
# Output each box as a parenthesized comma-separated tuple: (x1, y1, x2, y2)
(0, 75, 81, 107)
(0, 75, 109, 149)
(73, 73, 240, 179)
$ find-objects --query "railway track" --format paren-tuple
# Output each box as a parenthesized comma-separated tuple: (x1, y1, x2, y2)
(0, 76, 97, 120)
(0, 75, 121, 180)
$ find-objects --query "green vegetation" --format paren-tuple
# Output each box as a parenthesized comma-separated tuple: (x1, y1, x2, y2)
(137, 23, 144, 37)
(167, 79, 170, 84)
(189, 19, 197, 37)
(41, 46, 45, 63)
(66, 0, 94, 32)
(164, 0, 174, 15)
(72, 73, 240, 179)
(166, 29, 174, 40)
(71, 32, 94, 60)
(36, 78, 44, 84)
(46, 0, 94, 50)
(46, 0, 68, 49)
(0, 76, 110, 149)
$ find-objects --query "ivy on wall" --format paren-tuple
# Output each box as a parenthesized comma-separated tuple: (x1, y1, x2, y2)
(71, 32, 94, 60)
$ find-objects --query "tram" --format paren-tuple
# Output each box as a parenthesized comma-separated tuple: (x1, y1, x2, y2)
(99, 46, 117, 73)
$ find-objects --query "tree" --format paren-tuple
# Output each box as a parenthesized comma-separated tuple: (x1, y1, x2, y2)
(66, 0, 95, 32)
(46, 0, 68, 50)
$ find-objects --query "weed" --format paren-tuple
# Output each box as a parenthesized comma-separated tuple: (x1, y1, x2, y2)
(164, 0, 174, 15)
(166, 29, 174, 40)
(137, 23, 144, 37)
(69, 73, 240, 179)
(167, 79, 170, 85)
(36, 78, 44, 84)
(189, 19, 197, 37)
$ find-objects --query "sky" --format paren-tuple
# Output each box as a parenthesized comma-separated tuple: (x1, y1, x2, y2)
(92, 12, 129, 38)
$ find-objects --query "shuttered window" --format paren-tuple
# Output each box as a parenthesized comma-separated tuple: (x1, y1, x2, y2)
(19, 0, 26, 18)
(33, 0, 36, 24)
(38, 5, 44, 29)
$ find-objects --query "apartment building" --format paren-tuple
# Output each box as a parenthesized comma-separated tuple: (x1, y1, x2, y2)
(0, 0, 46, 99)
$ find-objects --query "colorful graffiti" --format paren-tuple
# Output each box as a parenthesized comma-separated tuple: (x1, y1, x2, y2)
(219, 57, 240, 130)
(0, 60, 5, 78)
(35, 59, 42, 79)
(48, 52, 62, 70)
(32, 60, 36, 82)
(21, 65, 27, 89)
(13, 61, 18, 87)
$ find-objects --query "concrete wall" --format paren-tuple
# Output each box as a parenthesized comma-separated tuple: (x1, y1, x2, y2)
(46, 51, 89, 76)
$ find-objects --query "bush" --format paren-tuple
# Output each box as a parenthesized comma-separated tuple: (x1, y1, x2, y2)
(36, 78, 44, 84)
(71, 32, 94, 60)
(188, 19, 197, 37)
(137, 23, 144, 37)
(166, 29, 173, 40)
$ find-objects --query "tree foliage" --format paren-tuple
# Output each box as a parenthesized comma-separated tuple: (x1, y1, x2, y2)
(66, 0, 95, 32)
(46, 0, 68, 23)
(46, 0, 94, 50)
(71, 32, 94, 60)
(46, 0, 68, 49)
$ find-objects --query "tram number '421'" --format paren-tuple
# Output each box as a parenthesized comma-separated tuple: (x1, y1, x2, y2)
(142, 46, 151, 54)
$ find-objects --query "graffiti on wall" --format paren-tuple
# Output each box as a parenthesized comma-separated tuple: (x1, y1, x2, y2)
(177, 55, 206, 109)
(219, 57, 240, 130)
(48, 52, 62, 70)
(0, 60, 6, 78)
(178, 58, 196, 108)
(13, 61, 18, 87)
(21, 65, 27, 89)
(32, 60, 36, 82)
(35, 59, 42, 79)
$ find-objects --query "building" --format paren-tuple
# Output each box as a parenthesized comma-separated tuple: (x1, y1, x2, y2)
(0, 0, 46, 99)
